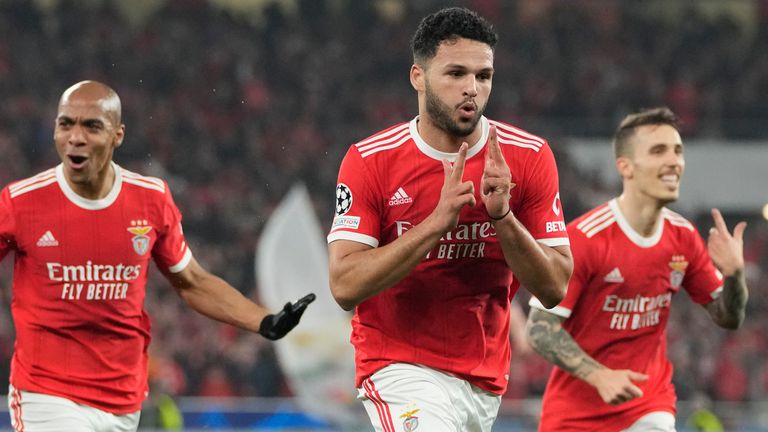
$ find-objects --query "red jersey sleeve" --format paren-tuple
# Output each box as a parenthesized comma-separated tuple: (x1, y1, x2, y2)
(0, 187, 16, 261)
(529, 223, 588, 317)
(682, 227, 723, 305)
(515, 143, 569, 247)
(327, 146, 381, 247)
(151, 183, 192, 273)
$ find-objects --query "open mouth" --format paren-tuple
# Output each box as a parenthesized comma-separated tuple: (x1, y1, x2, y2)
(68, 155, 88, 169)
(459, 102, 477, 118)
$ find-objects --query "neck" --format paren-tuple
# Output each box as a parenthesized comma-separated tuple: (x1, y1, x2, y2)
(416, 115, 482, 153)
(616, 192, 665, 237)
(67, 163, 116, 200)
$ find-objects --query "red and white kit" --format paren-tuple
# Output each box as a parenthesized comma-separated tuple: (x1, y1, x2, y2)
(328, 116, 569, 395)
(531, 199, 722, 431)
(0, 163, 191, 414)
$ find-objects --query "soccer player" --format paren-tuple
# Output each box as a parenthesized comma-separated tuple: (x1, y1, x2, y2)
(525, 107, 748, 431)
(327, 8, 573, 431)
(0, 80, 314, 431)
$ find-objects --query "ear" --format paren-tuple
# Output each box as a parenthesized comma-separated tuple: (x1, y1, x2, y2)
(616, 157, 633, 180)
(113, 124, 125, 149)
(410, 64, 425, 92)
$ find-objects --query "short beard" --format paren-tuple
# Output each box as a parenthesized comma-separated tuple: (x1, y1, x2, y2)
(425, 80, 484, 138)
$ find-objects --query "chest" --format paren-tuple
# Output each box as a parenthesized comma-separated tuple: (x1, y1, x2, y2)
(15, 196, 159, 267)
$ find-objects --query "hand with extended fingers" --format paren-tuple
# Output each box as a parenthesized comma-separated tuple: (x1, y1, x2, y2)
(707, 208, 747, 277)
(432, 142, 477, 233)
(481, 125, 514, 220)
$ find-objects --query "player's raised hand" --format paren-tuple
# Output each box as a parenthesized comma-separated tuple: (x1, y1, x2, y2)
(481, 125, 514, 220)
(586, 368, 649, 406)
(258, 293, 316, 340)
(432, 142, 476, 233)
(707, 208, 747, 277)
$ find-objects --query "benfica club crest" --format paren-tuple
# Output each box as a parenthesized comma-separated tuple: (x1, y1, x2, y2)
(400, 407, 420, 432)
(127, 221, 153, 256)
(668, 254, 689, 290)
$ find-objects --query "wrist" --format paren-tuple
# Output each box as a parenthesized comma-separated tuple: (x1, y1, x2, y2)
(488, 207, 511, 221)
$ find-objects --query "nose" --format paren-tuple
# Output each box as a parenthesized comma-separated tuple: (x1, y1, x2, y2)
(68, 124, 87, 146)
(463, 76, 478, 98)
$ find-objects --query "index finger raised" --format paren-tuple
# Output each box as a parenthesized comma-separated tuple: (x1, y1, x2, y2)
(450, 142, 469, 182)
(486, 125, 503, 162)
(711, 208, 729, 232)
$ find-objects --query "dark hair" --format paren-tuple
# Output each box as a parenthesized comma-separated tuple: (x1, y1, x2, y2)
(410, 7, 498, 65)
(613, 107, 680, 159)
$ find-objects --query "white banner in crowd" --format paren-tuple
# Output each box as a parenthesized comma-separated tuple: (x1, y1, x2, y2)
(256, 183, 360, 426)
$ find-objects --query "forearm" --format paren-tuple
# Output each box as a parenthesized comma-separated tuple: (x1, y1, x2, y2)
(709, 270, 748, 329)
(526, 308, 605, 383)
(493, 213, 572, 307)
(330, 217, 444, 310)
(175, 273, 267, 332)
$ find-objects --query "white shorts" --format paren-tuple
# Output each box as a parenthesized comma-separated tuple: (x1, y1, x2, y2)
(7, 385, 141, 432)
(623, 411, 676, 432)
(358, 363, 502, 432)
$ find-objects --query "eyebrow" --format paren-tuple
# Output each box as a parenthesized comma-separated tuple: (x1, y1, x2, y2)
(57, 115, 106, 127)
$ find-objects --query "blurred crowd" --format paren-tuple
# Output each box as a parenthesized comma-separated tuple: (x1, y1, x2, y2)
(0, 0, 766, 404)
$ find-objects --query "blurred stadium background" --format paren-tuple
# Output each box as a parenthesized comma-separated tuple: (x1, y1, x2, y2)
(0, 0, 767, 430)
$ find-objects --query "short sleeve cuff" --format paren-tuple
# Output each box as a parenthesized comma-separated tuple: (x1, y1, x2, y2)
(528, 296, 572, 318)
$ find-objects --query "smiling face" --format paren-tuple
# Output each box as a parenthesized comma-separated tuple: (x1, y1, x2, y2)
(54, 81, 124, 198)
(412, 37, 494, 139)
(617, 124, 685, 205)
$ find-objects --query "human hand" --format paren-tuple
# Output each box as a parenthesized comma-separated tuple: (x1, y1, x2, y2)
(707, 208, 747, 277)
(431, 142, 476, 232)
(585, 368, 648, 406)
(481, 125, 515, 220)
(258, 293, 316, 340)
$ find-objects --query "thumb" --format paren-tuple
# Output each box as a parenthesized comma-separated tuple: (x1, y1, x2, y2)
(733, 221, 747, 241)
(629, 371, 649, 382)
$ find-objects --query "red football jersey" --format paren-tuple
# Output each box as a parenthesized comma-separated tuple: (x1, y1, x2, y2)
(328, 116, 569, 394)
(530, 199, 722, 431)
(0, 163, 191, 414)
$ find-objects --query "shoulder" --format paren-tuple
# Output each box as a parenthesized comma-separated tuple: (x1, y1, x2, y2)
(488, 119, 549, 154)
(351, 122, 411, 159)
(567, 202, 615, 240)
(661, 208, 696, 232)
(4, 167, 58, 200)
(119, 166, 168, 195)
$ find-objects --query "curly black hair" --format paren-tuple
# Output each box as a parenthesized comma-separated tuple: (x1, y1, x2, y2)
(410, 7, 498, 65)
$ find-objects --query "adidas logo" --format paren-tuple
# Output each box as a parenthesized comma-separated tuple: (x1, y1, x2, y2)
(36, 230, 59, 247)
(604, 267, 624, 283)
(388, 187, 413, 206)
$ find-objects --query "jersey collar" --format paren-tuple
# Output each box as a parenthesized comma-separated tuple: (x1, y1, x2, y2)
(409, 115, 489, 161)
(609, 198, 664, 248)
(56, 161, 123, 210)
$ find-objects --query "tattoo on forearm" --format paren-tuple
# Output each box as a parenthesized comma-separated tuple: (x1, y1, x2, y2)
(527, 309, 603, 380)
(719, 270, 748, 324)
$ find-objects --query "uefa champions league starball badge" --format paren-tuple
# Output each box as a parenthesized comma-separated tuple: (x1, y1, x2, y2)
(335, 183, 352, 216)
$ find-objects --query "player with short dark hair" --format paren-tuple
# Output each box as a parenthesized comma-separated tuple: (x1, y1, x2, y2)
(0, 80, 314, 431)
(526, 107, 748, 431)
(328, 7, 572, 431)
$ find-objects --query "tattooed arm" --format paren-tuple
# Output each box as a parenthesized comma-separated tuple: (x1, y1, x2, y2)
(526, 307, 649, 405)
(704, 209, 748, 330)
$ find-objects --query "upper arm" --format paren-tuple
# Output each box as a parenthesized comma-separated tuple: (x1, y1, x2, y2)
(162, 255, 209, 292)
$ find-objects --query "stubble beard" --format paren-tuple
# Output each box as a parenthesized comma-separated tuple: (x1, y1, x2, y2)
(424, 82, 485, 138)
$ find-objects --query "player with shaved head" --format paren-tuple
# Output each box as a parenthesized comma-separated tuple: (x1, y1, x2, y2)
(0, 81, 314, 431)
